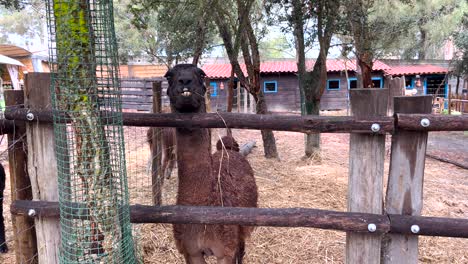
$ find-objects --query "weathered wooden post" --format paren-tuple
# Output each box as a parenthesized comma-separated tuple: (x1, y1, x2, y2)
(237, 81, 241, 112)
(448, 84, 452, 115)
(151, 81, 164, 205)
(204, 78, 212, 113)
(24, 72, 60, 263)
(346, 88, 388, 264)
(4, 89, 38, 263)
(382, 96, 432, 263)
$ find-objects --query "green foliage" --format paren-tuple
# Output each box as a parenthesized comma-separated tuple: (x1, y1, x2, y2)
(369, 0, 468, 59)
(125, 0, 217, 66)
(0, 0, 46, 47)
(453, 12, 468, 77)
(0, 0, 24, 10)
(259, 35, 294, 58)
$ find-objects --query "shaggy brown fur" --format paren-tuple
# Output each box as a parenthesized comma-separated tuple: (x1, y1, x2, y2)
(165, 64, 258, 264)
(147, 127, 177, 179)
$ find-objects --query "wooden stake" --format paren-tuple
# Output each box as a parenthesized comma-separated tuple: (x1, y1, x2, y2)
(151, 81, 163, 205)
(4, 90, 38, 264)
(346, 88, 388, 264)
(24, 73, 60, 263)
(382, 96, 432, 264)
(448, 84, 452, 115)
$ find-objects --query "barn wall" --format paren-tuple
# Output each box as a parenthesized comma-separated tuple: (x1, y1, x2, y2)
(207, 71, 387, 112)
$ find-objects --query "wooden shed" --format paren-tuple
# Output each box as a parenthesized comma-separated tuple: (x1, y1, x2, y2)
(202, 60, 391, 112)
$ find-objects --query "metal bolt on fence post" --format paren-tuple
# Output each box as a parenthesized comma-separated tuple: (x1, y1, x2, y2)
(371, 123, 380, 133)
(26, 112, 34, 121)
(411, 224, 420, 234)
(28, 209, 36, 217)
(420, 118, 430, 127)
(368, 223, 377, 232)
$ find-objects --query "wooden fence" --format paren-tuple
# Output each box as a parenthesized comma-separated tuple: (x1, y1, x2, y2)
(3, 73, 468, 264)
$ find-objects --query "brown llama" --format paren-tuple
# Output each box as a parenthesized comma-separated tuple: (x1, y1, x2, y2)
(165, 64, 258, 264)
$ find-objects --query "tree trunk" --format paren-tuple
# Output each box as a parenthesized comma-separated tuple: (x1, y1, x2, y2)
(256, 91, 278, 159)
(213, 0, 278, 159)
(292, 0, 306, 113)
(418, 26, 427, 60)
(304, 100, 320, 158)
(191, 0, 212, 65)
(358, 54, 374, 88)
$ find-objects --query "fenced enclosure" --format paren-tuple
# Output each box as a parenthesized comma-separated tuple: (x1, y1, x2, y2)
(0, 72, 467, 263)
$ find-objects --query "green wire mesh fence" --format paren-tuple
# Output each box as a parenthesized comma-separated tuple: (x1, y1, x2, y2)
(45, 0, 137, 262)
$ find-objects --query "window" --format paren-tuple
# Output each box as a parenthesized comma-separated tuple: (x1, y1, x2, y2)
(327, 79, 340, 90)
(425, 76, 446, 98)
(264, 81, 278, 93)
(210, 82, 218, 96)
(348, 78, 357, 89)
(405, 76, 414, 89)
(348, 77, 383, 88)
(372, 77, 383, 88)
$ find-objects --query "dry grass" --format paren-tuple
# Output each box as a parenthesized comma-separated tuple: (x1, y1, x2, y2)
(1, 124, 468, 263)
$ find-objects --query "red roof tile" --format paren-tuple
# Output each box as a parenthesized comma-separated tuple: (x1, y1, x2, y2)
(202, 59, 391, 79)
(385, 64, 449, 76)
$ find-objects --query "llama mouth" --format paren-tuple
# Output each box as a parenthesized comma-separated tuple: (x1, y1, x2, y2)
(181, 88, 192, 97)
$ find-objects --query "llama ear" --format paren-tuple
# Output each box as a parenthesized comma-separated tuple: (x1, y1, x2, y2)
(196, 68, 206, 79)
(164, 69, 174, 86)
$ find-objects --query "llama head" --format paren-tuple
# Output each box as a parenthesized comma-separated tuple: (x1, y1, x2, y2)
(165, 64, 207, 113)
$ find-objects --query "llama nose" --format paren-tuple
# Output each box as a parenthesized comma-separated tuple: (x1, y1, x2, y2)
(183, 88, 189, 92)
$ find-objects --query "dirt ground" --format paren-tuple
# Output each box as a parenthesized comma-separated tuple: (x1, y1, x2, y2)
(1, 125, 467, 263)
(427, 131, 468, 168)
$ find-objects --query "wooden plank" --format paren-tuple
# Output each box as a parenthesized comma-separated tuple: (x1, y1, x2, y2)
(5, 108, 396, 133)
(346, 88, 388, 264)
(121, 90, 153, 96)
(382, 96, 432, 264)
(24, 73, 60, 264)
(12, 199, 468, 239)
(397, 114, 468, 131)
(4, 90, 38, 264)
(10, 200, 390, 233)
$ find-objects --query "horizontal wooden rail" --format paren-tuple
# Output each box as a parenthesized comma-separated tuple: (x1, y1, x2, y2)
(11, 200, 468, 238)
(4, 107, 393, 133)
(397, 114, 468, 131)
(5, 107, 468, 132)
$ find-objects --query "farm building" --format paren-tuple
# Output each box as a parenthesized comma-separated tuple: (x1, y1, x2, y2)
(383, 60, 452, 98)
(201, 60, 452, 112)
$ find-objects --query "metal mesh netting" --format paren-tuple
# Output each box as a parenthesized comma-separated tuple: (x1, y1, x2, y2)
(45, 0, 136, 262)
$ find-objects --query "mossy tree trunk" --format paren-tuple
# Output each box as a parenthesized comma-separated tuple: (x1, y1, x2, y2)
(52, 0, 126, 261)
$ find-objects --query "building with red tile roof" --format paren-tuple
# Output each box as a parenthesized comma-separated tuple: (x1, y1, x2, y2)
(201, 59, 451, 112)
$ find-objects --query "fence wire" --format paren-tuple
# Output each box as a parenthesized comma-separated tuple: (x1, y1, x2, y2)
(45, 0, 136, 262)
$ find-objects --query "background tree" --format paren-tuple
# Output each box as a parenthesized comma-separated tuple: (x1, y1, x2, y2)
(266, 0, 340, 159)
(369, 0, 467, 60)
(213, 0, 279, 158)
(452, 12, 468, 95)
(0, 0, 46, 49)
(126, 0, 216, 67)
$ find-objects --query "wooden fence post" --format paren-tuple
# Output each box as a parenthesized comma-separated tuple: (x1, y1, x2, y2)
(5, 90, 38, 263)
(151, 81, 163, 205)
(346, 88, 388, 264)
(24, 73, 60, 263)
(204, 78, 212, 113)
(382, 96, 432, 263)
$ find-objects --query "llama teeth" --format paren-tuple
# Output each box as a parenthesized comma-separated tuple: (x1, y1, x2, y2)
(182, 91, 191, 97)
